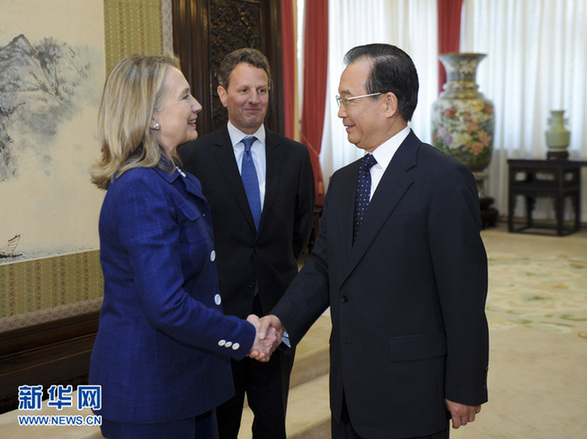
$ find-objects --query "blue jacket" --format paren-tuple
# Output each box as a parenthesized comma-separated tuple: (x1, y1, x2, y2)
(89, 162, 256, 423)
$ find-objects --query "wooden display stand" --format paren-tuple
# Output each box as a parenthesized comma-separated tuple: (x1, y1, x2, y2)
(507, 159, 586, 236)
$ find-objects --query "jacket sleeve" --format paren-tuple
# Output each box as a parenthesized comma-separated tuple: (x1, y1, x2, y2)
(272, 171, 333, 346)
(428, 163, 489, 405)
(292, 146, 316, 259)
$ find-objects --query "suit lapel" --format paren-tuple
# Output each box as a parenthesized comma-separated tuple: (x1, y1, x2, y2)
(333, 161, 361, 280)
(259, 130, 281, 234)
(211, 127, 258, 231)
(337, 161, 361, 255)
(342, 132, 420, 284)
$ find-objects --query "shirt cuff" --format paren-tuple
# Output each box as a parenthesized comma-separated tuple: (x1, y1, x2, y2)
(282, 331, 291, 348)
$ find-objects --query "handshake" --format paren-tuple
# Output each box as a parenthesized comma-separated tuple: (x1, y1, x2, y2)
(246, 314, 284, 362)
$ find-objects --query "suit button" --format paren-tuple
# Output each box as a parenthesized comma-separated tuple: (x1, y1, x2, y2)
(218, 340, 226, 346)
(232, 343, 240, 350)
(214, 294, 222, 305)
(210, 250, 216, 262)
(248, 281, 255, 288)
(341, 295, 349, 303)
(225, 341, 233, 348)
(254, 246, 260, 253)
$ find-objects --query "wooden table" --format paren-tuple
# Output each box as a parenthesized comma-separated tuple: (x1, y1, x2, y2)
(507, 159, 586, 236)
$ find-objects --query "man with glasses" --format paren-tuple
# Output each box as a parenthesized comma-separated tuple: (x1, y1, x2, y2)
(257, 43, 489, 439)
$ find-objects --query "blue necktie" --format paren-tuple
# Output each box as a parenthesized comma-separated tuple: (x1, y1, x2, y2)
(353, 153, 377, 242)
(241, 137, 261, 229)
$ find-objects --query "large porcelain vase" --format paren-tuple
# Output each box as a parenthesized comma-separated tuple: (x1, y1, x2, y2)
(431, 53, 495, 197)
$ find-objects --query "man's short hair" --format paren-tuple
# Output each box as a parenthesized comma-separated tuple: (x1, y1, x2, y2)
(217, 48, 272, 89)
(344, 44, 419, 122)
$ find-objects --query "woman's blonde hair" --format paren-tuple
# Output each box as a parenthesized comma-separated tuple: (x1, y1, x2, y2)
(91, 54, 180, 190)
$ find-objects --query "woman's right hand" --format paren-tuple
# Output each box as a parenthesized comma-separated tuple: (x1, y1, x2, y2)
(246, 314, 282, 362)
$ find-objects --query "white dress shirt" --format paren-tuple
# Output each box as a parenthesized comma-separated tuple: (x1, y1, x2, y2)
(368, 125, 411, 200)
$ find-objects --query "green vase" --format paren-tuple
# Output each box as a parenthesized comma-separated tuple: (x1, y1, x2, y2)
(431, 53, 495, 197)
(545, 110, 570, 159)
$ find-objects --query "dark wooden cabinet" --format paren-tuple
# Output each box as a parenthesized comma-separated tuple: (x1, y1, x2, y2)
(0, 312, 99, 413)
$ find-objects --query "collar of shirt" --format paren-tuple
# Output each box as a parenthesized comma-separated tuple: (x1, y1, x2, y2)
(227, 121, 267, 149)
(368, 125, 411, 199)
(227, 121, 267, 207)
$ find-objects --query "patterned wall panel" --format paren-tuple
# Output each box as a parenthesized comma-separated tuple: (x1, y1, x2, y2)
(103, 0, 164, 72)
(0, 251, 103, 328)
(161, 0, 174, 55)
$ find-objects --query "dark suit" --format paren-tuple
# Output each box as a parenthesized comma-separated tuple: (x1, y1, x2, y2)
(179, 126, 315, 437)
(271, 131, 489, 439)
(89, 163, 256, 435)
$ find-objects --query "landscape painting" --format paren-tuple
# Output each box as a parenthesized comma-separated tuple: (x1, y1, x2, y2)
(0, 0, 106, 262)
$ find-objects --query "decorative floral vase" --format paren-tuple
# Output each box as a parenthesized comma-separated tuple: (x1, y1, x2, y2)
(545, 110, 570, 159)
(431, 53, 495, 197)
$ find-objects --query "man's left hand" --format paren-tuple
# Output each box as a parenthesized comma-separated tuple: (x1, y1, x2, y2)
(445, 399, 482, 429)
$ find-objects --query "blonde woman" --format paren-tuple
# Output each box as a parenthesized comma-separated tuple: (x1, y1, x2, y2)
(89, 55, 277, 439)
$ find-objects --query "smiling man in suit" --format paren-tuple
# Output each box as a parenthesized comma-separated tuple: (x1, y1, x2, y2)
(179, 48, 315, 439)
(257, 43, 489, 439)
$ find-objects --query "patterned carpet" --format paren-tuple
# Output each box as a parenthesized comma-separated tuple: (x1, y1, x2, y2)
(453, 224, 587, 439)
(487, 253, 587, 337)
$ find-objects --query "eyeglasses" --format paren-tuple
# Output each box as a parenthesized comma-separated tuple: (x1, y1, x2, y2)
(335, 92, 382, 108)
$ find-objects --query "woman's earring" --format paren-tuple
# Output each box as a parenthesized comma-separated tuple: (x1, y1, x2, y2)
(152, 123, 160, 130)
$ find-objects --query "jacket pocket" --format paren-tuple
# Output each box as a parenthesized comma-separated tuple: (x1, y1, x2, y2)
(389, 332, 446, 362)
(178, 200, 208, 245)
(178, 200, 200, 222)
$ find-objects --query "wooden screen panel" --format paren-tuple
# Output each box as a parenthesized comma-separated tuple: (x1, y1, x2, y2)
(172, 0, 283, 135)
